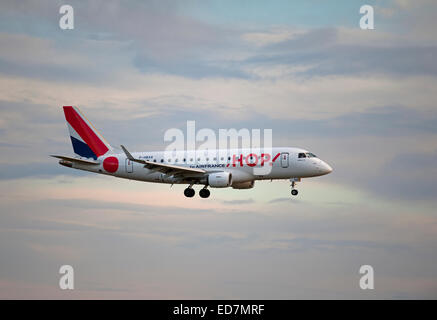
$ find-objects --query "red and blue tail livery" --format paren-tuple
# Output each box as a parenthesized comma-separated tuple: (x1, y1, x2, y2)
(63, 106, 112, 160)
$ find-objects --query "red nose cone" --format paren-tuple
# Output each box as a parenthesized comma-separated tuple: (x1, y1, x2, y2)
(103, 156, 118, 173)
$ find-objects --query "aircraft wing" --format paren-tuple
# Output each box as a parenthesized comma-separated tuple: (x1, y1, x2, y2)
(51, 155, 100, 165)
(120, 145, 206, 176)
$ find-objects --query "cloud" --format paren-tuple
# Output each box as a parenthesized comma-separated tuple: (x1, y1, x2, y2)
(0, 162, 85, 180)
(222, 198, 255, 205)
(1, 174, 436, 298)
(0, 32, 134, 83)
(0, 0, 242, 80)
(1, 168, 437, 299)
(368, 149, 437, 201)
(244, 27, 437, 78)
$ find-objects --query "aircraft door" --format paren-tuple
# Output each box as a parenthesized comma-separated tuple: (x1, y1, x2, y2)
(125, 158, 133, 173)
(281, 152, 289, 168)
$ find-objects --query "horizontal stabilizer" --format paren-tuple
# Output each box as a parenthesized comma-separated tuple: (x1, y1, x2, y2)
(51, 155, 100, 165)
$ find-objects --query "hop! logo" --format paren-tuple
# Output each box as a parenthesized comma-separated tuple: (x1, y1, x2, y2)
(226, 153, 280, 167)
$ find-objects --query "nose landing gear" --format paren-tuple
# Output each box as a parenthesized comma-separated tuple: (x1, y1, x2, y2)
(290, 178, 300, 196)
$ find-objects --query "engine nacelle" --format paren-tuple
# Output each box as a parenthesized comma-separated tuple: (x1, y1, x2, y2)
(208, 172, 232, 188)
(232, 181, 255, 189)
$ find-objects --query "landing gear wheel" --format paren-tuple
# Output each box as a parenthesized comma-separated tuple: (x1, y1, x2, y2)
(199, 188, 210, 198)
(290, 178, 300, 196)
(184, 188, 195, 198)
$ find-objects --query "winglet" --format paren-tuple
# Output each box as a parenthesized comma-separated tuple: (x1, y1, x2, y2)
(120, 145, 134, 160)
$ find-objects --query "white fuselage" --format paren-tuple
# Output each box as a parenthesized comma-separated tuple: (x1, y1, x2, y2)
(71, 147, 333, 187)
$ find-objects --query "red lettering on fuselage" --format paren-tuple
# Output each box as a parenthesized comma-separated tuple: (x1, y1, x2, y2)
(227, 153, 281, 167)
(260, 153, 271, 166)
(232, 154, 243, 167)
(272, 153, 280, 162)
(246, 153, 258, 167)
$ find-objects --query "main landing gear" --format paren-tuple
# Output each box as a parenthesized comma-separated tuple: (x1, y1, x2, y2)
(184, 186, 195, 198)
(199, 188, 210, 198)
(290, 178, 300, 196)
(184, 186, 210, 198)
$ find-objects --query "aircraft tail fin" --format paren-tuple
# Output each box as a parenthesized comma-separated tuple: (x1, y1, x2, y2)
(63, 106, 113, 159)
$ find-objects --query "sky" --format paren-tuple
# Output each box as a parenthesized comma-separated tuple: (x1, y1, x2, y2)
(0, 0, 437, 299)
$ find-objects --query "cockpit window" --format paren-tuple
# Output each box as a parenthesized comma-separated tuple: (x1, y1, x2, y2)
(306, 152, 317, 158)
(299, 152, 317, 158)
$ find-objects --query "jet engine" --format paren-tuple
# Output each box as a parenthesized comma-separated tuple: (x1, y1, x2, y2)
(208, 172, 232, 188)
(232, 181, 255, 189)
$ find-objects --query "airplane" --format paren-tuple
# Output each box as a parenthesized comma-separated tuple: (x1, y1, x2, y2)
(51, 106, 333, 198)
